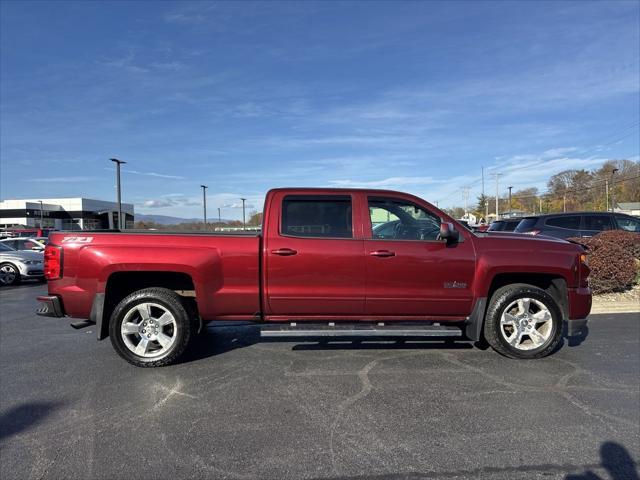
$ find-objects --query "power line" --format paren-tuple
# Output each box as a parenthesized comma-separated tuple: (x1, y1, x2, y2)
(509, 173, 640, 201)
(434, 120, 640, 205)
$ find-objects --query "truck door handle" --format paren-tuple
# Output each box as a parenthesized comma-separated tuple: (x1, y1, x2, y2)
(370, 250, 395, 257)
(271, 248, 298, 256)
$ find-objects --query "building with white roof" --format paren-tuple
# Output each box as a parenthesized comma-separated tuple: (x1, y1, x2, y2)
(0, 198, 134, 230)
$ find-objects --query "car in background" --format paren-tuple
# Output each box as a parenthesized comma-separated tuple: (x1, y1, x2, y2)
(0, 237, 46, 251)
(487, 218, 523, 232)
(0, 243, 45, 286)
(514, 212, 640, 239)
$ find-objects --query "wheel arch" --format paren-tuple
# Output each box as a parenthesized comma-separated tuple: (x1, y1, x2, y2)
(95, 271, 198, 340)
(487, 273, 568, 320)
(467, 272, 569, 342)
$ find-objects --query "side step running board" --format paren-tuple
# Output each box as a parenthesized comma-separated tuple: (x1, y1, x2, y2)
(260, 324, 463, 338)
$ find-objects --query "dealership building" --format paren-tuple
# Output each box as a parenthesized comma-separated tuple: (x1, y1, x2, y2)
(0, 198, 134, 230)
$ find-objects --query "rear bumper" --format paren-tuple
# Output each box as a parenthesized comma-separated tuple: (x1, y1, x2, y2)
(36, 295, 65, 318)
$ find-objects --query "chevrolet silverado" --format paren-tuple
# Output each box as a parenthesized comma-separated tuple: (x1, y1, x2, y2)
(37, 188, 592, 367)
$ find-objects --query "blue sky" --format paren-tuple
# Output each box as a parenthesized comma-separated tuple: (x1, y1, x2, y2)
(1, 0, 638, 219)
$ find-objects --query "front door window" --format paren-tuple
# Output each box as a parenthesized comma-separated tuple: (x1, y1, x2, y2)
(369, 197, 440, 241)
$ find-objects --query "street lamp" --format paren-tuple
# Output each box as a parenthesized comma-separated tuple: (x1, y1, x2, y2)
(110, 158, 126, 230)
(201, 185, 208, 227)
(240, 198, 247, 230)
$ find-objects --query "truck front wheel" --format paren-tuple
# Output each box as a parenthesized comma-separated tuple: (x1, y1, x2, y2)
(484, 284, 563, 359)
(109, 288, 196, 367)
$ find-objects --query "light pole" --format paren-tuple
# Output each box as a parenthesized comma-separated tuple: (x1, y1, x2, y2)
(508, 186, 513, 215)
(38, 200, 44, 228)
(217, 207, 221, 224)
(110, 158, 126, 230)
(200, 185, 208, 227)
(240, 198, 247, 230)
(610, 168, 619, 212)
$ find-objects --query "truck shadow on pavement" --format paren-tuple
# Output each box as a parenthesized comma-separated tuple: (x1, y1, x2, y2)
(181, 325, 474, 364)
(0, 401, 62, 443)
(181, 322, 588, 364)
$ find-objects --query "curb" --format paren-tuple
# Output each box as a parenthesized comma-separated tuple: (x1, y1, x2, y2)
(590, 301, 640, 314)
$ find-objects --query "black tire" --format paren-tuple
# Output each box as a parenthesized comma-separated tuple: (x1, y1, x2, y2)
(0, 263, 21, 286)
(109, 288, 197, 367)
(484, 284, 563, 359)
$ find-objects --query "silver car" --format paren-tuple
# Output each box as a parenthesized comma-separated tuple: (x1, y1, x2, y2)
(0, 243, 45, 286)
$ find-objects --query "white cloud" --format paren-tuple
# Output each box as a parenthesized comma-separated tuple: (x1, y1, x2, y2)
(27, 176, 97, 183)
(104, 167, 185, 180)
(329, 176, 441, 188)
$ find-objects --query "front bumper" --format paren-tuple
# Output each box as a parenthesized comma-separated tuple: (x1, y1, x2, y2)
(36, 295, 65, 317)
(568, 287, 592, 320)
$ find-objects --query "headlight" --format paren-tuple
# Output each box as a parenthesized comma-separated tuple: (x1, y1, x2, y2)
(24, 260, 42, 265)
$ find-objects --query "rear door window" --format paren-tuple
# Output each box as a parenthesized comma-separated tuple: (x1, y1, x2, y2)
(583, 215, 614, 232)
(545, 216, 581, 230)
(281, 195, 353, 238)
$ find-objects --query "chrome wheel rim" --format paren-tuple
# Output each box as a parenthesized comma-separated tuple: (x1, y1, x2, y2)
(0, 265, 17, 285)
(500, 298, 554, 351)
(121, 303, 177, 358)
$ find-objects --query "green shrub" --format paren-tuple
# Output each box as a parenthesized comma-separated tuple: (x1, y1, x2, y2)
(569, 230, 640, 294)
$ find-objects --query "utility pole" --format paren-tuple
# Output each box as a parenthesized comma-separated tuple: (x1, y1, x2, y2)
(563, 189, 567, 213)
(200, 185, 208, 227)
(38, 200, 44, 228)
(217, 207, 221, 224)
(508, 186, 513, 215)
(605, 179, 609, 211)
(490, 172, 503, 219)
(539, 197, 543, 214)
(240, 198, 247, 230)
(610, 168, 619, 212)
(482, 166, 488, 221)
(462, 187, 470, 217)
(110, 158, 126, 230)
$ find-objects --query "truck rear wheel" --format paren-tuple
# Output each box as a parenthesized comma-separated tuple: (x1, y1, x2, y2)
(109, 288, 196, 367)
(484, 284, 562, 359)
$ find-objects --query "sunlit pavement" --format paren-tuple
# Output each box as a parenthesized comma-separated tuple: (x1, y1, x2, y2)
(1, 284, 638, 480)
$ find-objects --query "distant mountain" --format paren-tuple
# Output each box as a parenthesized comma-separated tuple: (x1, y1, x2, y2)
(135, 214, 229, 225)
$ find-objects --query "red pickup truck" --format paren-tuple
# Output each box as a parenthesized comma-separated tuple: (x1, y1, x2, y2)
(37, 188, 592, 367)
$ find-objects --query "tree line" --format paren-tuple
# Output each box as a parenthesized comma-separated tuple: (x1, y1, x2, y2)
(444, 159, 639, 220)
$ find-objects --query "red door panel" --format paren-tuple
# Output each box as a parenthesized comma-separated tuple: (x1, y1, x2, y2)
(264, 191, 367, 316)
(365, 239, 476, 316)
(266, 237, 365, 315)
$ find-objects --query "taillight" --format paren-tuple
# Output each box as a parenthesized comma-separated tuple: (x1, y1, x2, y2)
(44, 245, 62, 279)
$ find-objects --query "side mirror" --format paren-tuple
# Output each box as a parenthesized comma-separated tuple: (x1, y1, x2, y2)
(439, 222, 460, 244)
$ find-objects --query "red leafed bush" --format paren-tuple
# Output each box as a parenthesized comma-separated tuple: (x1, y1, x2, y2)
(569, 230, 640, 294)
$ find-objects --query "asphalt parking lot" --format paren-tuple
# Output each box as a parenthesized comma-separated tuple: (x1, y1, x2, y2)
(1, 283, 638, 480)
